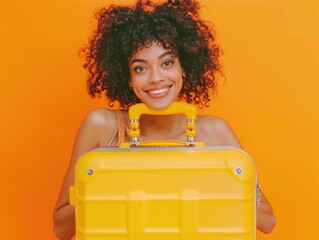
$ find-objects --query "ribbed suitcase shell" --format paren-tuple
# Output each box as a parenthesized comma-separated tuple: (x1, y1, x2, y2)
(70, 146, 256, 240)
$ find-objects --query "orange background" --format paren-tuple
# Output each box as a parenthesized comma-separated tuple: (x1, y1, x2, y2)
(0, 0, 318, 239)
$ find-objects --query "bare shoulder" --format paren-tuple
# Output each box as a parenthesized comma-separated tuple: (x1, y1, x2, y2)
(82, 108, 117, 128)
(196, 115, 242, 148)
(77, 108, 119, 147)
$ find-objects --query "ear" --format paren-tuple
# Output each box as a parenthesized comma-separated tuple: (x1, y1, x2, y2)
(181, 68, 186, 79)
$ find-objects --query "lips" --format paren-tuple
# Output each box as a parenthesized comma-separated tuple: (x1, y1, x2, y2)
(145, 85, 173, 97)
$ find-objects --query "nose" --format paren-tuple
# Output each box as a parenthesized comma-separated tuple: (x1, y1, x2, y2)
(148, 67, 164, 83)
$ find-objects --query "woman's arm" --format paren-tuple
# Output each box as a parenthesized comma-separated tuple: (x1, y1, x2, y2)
(256, 190, 276, 233)
(198, 116, 276, 233)
(52, 109, 117, 240)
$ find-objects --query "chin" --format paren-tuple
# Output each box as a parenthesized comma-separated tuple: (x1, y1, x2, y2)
(144, 101, 175, 110)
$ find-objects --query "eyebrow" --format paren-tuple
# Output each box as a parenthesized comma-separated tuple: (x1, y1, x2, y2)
(130, 51, 173, 65)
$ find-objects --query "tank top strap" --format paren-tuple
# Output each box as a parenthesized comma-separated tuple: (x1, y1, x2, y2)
(115, 110, 126, 144)
(106, 110, 127, 147)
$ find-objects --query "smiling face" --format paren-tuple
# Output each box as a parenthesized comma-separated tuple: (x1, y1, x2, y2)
(128, 42, 183, 109)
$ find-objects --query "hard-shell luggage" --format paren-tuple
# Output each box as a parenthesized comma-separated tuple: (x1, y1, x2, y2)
(70, 103, 257, 240)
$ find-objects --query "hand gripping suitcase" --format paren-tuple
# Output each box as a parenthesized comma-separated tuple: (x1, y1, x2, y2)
(70, 102, 257, 240)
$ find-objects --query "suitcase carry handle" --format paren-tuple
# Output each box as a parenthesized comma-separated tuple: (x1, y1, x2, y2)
(127, 102, 199, 147)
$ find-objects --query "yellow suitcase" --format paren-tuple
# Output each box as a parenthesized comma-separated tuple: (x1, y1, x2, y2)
(70, 103, 257, 240)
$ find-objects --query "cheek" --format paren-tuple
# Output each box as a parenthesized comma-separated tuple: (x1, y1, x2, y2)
(174, 72, 184, 87)
(130, 79, 143, 92)
(130, 79, 144, 98)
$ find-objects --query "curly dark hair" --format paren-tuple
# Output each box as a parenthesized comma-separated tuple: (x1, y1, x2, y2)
(81, 0, 221, 109)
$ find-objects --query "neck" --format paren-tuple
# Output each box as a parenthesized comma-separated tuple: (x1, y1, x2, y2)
(139, 114, 186, 140)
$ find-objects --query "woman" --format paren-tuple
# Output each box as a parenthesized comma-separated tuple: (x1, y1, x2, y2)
(53, 0, 276, 239)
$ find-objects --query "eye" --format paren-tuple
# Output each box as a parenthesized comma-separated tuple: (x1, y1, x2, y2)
(133, 66, 147, 73)
(162, 60, 174, 68)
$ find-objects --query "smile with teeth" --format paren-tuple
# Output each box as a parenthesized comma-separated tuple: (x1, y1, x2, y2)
(146, 86, 171, 95)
